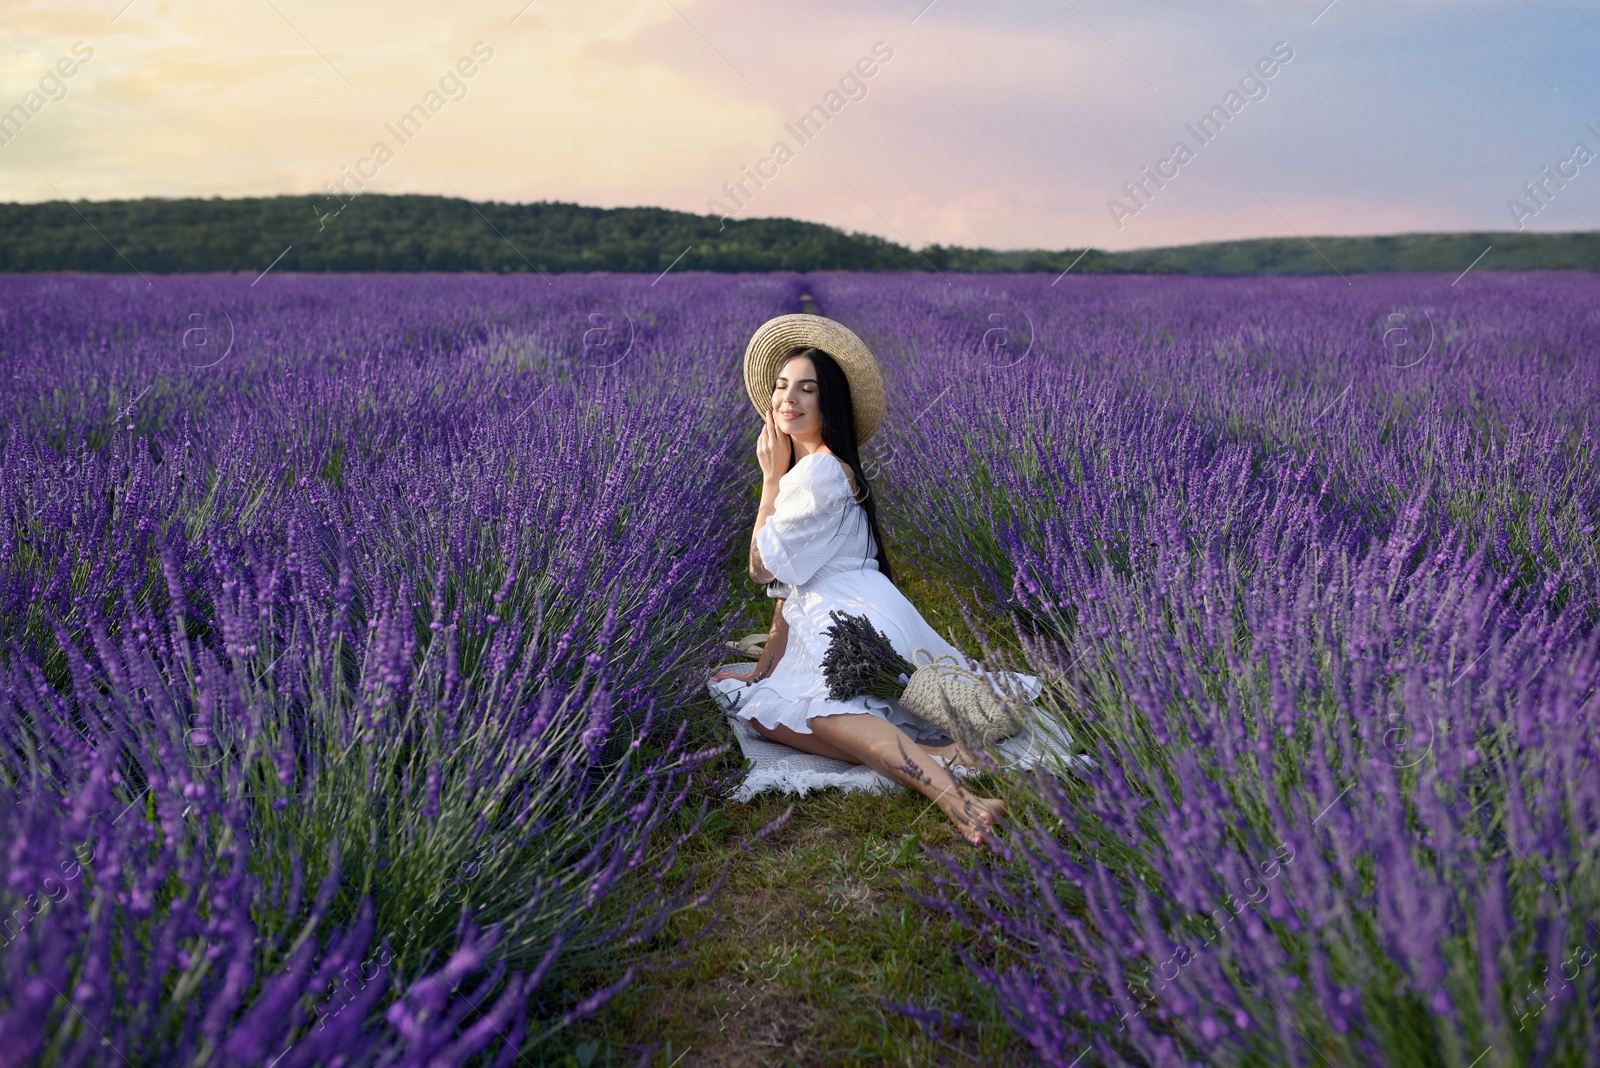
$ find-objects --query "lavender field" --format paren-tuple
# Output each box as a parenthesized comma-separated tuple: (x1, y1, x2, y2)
(2, 270, 1597, 1066)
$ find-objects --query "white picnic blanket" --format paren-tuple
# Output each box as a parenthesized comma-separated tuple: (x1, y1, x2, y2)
(707, 659, 1090, 803)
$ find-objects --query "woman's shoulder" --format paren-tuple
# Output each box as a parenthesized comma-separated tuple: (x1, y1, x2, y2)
(800, 450, 858, 497)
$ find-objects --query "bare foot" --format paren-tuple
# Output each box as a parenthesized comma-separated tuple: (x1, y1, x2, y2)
(938, 791, 1006, 848)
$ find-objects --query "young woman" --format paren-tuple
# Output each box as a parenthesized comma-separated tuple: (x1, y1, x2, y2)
(709, 314, 1007, 848)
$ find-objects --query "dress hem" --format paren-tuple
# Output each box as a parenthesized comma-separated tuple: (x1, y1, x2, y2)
(728, 689, 897, 736)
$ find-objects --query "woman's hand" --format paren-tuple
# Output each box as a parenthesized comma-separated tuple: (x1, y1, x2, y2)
(756, 408, 792, 482)
(711, 669, 758, 684)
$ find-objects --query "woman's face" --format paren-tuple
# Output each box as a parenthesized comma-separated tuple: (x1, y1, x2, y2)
(772, 355, 823, 444)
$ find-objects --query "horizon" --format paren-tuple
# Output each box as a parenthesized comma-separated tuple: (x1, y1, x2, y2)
(5, 191, 1596, 259)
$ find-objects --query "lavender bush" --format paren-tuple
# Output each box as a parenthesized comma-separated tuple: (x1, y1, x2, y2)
(8, 266, 1594, 1064)
(1, 272, 803, 1063)
(813, 272, 1600, 1065)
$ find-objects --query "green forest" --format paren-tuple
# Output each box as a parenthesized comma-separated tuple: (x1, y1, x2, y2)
(2, 193, 1596, 275)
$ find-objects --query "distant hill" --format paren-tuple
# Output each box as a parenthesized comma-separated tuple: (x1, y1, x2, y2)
(1095, 231, 1600, 275)
(0, 194, 1595, 275)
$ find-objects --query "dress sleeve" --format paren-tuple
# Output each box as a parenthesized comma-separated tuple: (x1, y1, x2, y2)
(756, 457, 854, 587)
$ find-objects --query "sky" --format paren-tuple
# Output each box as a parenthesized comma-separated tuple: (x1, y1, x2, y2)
(1, 0, 1597, 252)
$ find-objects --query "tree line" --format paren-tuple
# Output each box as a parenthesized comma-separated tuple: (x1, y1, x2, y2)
(0, 194, 1595, 275)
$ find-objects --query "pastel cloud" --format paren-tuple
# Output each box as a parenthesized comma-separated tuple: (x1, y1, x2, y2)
(0, 0, 1595, 252)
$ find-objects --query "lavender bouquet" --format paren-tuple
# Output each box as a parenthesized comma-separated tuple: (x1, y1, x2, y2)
(819, 610, 1020, 743)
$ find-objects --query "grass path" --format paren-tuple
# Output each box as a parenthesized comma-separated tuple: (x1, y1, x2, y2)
(551, 361, 1052, 1062)
(559, 547, 1046, 1067)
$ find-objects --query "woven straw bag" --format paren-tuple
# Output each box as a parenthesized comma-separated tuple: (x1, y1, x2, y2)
(898, 648, 1022, 745)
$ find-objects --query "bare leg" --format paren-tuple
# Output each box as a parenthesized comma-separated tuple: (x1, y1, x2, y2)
(747, 717, 863, 765)
(921, 737, 985, 770)
(806, 712, 1006, 847)
(750, 719, 981, 774)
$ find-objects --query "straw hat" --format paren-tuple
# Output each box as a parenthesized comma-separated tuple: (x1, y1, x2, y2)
(742, 313, 886, 445)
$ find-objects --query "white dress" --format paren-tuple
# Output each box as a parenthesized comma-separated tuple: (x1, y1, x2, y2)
(720, 450, 986, 740)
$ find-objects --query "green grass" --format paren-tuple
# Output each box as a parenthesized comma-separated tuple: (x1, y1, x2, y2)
(558, 757, 1046, 1066)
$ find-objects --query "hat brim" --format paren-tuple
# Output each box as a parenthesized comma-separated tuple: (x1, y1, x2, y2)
(742, 313, 885, 445)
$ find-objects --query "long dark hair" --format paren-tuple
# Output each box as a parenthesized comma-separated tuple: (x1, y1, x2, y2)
(776, 346, 895, 585)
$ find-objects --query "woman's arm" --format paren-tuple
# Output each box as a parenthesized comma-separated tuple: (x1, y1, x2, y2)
(748, 477, 781, 584)
(712, 600, 789, 684)
(749, 409, 789, 584)
(751, 599, 789, 681)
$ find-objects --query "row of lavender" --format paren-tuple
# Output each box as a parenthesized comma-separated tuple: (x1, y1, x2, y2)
(0, 273, 798, 1065)
(811, 272, 1600, 1065)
